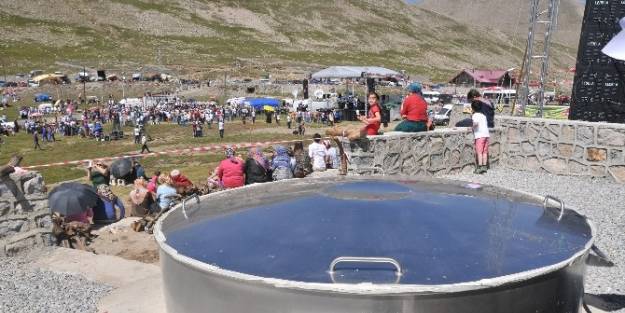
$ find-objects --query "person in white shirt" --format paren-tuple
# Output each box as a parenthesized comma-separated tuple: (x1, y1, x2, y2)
(324, 140, 340, 169)
(308, 133, 327, 171)
(218, 119, 225, 139)
(471, 101, 490, 174)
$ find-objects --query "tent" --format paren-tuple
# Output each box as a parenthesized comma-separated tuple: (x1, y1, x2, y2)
(243, 98, 281, 110)
(311, 66, 401, 79)
(34, 93, 52, 102)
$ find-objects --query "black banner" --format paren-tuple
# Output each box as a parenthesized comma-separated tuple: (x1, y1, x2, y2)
(570, 0, 625, 123)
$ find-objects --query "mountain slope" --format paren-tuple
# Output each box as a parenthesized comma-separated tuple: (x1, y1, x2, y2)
(0, 0, 581, 81)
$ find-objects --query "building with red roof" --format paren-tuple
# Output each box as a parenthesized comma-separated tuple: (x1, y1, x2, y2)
(449, 69, 516, 88)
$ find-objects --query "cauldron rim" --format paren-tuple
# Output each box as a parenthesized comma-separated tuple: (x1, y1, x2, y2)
(155, 176, 596, 295)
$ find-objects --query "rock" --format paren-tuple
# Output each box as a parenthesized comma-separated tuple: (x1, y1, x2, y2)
(587, 148, 608, 162)
(542, 158, 567, 174)
(597, 128, 625, 146)
(577, 126, 595, 145)
(558, 143, 574, 158)
(560, 125, 576, 142)
(608, 166, 625, 183)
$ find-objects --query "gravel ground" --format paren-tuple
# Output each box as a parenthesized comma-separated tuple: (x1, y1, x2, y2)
(0, 249, 112, 313)
(443, 169, 625, 312)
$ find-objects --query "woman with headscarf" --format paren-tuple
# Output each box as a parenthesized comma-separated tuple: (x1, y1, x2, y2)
(292, 141, 313, 178)
(271, 145, 294, 181)
(244, 147, 270, 185)
(129, 177, 155, 217)
(93, 184, 126, 224)
(217, 146, 245, 189)
(395, 82, 429, 132)
(323, 140, 340, 169)
(156, 174, 178, 210)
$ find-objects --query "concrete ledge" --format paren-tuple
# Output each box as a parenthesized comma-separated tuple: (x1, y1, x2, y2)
(31, 248, 165, 313)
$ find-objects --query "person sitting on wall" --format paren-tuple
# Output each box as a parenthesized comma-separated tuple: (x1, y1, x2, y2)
(325, 92, 382, 140)
(395, 83, 429, 132)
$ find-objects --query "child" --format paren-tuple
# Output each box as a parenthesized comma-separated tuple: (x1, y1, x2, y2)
(471, 101, 489, 174)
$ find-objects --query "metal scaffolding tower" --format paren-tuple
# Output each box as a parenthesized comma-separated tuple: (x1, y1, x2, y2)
(515, 0, 560, 117)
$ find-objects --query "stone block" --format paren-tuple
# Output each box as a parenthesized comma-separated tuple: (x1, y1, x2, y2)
(609, 149, 624, 165)
(577, 126, 595, 145)
(587, 148, 607, 162)
(429, 136, 444, 153)
(508, 155, 525, 169)
(507, 143, 521, 153)
(569, 160, 588, 175)
(522, 141, 535, 154)
(542, 158, 567, 174)
(0, 200, 11, 217)
(526, 126, 540, 141)
(597, 128, 625, 147)
(526, 156, 541, 171)
(537, 142, 551, 156)
(22, 174, 45, 195)
(572, 145, 585, 161)
(590, 165, 607, 177)
(430, 154, 444, 170)
(609, 166, 625, 183)
(507, 127, 521, 143)
(382, 153, 401, 171)
(0, 219, 26, 239)
(560, 125, 575, 142)
(448, 150, 462, 165)
(557, 144, 575, 159)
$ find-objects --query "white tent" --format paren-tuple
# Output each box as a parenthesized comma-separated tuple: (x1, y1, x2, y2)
(311, 66, 401, 79)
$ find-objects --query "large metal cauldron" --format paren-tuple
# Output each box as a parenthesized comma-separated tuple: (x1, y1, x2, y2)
(155, 177, 595, 313)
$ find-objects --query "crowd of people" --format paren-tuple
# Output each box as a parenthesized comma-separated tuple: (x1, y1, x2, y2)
(61, 131, 344, 226)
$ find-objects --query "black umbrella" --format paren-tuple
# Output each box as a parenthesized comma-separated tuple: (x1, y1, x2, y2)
(455, 118, 474, 128)
(110, 158, 133, 178)
(48, 183, 99, 216)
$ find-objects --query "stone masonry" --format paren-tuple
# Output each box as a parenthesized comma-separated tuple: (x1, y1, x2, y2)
(343, 128, 501, 176)
(344, 116, 625, 183)
(497, 116, 625, 182)
(0, 170, 53, 256)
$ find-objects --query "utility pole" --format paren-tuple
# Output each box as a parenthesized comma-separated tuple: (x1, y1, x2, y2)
(515, 0, 560, 117)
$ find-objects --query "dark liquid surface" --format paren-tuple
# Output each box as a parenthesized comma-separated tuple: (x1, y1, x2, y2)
(166, 181, 591, 285)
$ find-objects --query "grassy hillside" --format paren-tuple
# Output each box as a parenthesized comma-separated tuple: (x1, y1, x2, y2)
(0, 0, 580, 81)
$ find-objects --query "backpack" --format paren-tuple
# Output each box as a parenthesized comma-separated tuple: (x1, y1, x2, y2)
(293, 153, 312, 178)
(379, 104, 391, 127)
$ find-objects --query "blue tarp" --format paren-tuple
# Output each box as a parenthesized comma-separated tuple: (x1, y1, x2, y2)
(243, 98, 280, 110)
(34, 93, 52, 102)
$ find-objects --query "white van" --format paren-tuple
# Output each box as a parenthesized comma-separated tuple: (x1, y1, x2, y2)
(422, 91, 441, 104)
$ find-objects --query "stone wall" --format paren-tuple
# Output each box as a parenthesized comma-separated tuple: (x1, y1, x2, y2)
(497, 116, 625, 182)
(343, 116, 625, 183)
(343, 128, 501, 176)
(0, 171, 53, 256)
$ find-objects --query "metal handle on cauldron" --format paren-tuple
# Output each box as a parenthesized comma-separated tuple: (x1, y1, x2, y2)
(182, 194, 200, 220)
(328, 257, 402, 284)
(543, 195, 564, 221)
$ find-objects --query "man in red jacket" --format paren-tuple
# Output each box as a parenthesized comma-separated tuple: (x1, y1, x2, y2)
(395, 83, 429, 132)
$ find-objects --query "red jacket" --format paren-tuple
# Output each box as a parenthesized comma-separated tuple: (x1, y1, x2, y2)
(217, 158, 245, 188)
(401, 94, 428, 122)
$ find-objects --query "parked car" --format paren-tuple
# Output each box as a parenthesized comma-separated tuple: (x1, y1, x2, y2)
(0, 117, 14, 130)
(433, 104, 454, 126)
